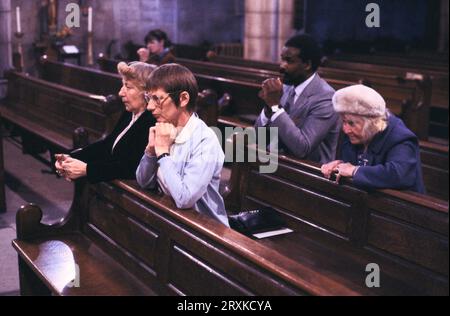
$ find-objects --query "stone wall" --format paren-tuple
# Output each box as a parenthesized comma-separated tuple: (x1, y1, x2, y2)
(0, 0, 12, 97)
(7, 0, 244, 71)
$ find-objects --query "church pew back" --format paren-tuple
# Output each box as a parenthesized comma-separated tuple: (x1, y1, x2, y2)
(225, 145, 448, 295)
(43, 58, 445, 200)
(13, 178, 362, 296)
(15, 143, 447, 295)
(177, 57, 431, 140)
(0, 70, 122, 151)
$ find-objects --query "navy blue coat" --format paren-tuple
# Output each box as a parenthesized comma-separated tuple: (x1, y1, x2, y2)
(338, 114, 425, 193)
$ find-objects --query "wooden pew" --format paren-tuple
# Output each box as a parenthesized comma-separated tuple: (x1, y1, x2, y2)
(57, 57, 447, 200)
(178, 58, 432, 140)
(38, 57, 218, 128)
(39, 55, 122, 97)
(7, 59, 446, 293)
(0, 70, 122, 162)
(323, 58, 449, 110)
(419, 141, 449, 200)
(95, 57, 448, 200)
(224, 143, 449, 295)
(97, 56, 432, 140)
(97, 54, 121, 74)
(12, 147, 448, 295)
(13, 178, 361, 296)
(208, 54, 445, 141)
(323, 58, 449, 139)
(330, 52, 449, 73)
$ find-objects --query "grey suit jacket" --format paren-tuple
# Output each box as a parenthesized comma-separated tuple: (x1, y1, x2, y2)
(255, 74, 340, 163)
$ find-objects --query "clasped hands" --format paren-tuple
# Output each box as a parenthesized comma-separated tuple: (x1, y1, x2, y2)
(321, 160, 357, 183)
(258, 78, 283, 117)
(137, 47, 149, 62)
(54, 154, 87, 182)
(145, 122, 178, 157)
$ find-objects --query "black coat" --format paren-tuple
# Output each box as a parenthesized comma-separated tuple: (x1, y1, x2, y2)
(71, 110, 155, 183)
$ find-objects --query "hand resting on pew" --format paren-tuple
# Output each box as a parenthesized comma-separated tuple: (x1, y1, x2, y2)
(321, 160, 357, 183)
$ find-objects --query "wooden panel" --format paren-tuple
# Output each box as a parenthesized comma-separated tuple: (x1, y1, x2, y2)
(168, 244, 254, 296)
(88, 195, 160, 271)
(246, 171, 352, 235)
(367, 194, 449, 235)
(93, 182, 304, 296)
(367, 213, 449, 276)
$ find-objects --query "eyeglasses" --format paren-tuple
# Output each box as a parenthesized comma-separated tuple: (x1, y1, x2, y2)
(144, 92, 178, 107)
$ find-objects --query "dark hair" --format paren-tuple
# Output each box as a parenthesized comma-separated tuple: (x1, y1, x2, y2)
(285, 34, 322, 71)
(144, 29, 172, 48)
(147, 63, 198, 111)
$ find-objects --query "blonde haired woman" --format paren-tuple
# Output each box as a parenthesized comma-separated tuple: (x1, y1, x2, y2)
(55, 61, 156, 183)
(321, 85, 425, 193)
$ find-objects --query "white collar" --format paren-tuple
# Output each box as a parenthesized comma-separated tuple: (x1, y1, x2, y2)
(294, 72, 317, 98)
(174, 113, 199, 144)
(132, 110, 144, 123)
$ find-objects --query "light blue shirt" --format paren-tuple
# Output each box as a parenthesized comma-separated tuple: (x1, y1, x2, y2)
(136, 113, 229, 227)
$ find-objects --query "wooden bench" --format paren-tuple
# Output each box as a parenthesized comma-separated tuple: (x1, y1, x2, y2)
(13, 178, 362, 296)
(58, 57, 443, 200)
(419, 141, 449, 200)
(38, 57, 219, 128)
(323, 58, 449, 140)
(0, 70, 122, 165)
(224, 143, 449, 295)
(202, 56, 433, 140)
(330, 52, 448, 73)
(12, 146, 448, 295)
(39, 55, 123, 97)
(208, 54, 445, 141)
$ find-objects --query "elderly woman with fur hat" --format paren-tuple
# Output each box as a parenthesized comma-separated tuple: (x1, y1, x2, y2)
(321, 85, 425, 193)
(54, 61, 156, 183)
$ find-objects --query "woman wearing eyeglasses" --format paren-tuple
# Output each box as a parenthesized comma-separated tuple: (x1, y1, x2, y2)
(321, 85, 425, 193)
(136, 63, 229, 227)
(54, 61, 156, 183)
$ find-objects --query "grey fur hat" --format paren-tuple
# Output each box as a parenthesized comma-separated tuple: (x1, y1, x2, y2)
(332, 85, 386, 117)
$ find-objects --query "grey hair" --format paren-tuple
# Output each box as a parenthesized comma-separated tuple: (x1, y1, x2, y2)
(117, 61, 156, 90)
(361, 112, 389, 144)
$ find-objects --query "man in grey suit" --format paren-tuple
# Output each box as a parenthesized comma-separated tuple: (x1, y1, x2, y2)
(255, 34, 340, 163)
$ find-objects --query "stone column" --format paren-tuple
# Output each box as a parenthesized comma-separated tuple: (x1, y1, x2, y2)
(244, 0, 294, 62)
(0, 0, 12, 98)
(439, 0, 448, 53)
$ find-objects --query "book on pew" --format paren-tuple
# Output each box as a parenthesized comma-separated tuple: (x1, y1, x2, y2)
(228, 207, 293, 239)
